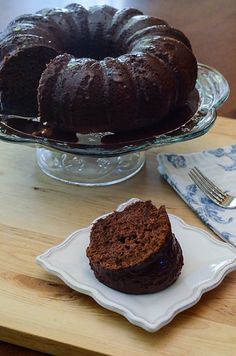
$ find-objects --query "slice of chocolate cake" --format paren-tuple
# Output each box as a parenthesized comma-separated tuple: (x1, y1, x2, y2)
(86, 201, 183, 294)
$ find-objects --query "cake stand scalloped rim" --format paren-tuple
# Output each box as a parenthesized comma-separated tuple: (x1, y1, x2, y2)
(36, 198, 236, 332)
(0, 63, 229, 157)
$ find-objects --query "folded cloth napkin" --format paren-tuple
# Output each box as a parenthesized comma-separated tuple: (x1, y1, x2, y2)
(157, 144, 236, 247)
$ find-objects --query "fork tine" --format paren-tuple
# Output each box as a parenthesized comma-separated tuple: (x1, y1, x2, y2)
(189, 167, 236, 209)
(192, 167, 226, 198)
(189, 171, 223, 205)
(191, 168, 226, 201)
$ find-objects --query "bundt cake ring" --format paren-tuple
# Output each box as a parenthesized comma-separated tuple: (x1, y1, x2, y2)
(0, 3, 198, 135)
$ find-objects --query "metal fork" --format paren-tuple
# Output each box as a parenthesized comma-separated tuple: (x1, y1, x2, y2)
(189, 166, 236, 209)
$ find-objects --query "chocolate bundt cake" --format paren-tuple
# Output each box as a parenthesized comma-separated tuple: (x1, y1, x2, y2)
(0, 4, 197, 133)
(86, 201, 184, 294)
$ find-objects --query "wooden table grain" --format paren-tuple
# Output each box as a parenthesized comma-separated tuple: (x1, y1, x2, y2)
(0, 116, 236, 355)
(1, 0, 236, 354)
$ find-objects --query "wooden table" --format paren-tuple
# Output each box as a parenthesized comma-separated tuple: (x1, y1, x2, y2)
(0, 116, 236, 355)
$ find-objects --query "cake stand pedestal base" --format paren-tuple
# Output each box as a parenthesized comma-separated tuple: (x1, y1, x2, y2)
(36, 147, 145, 186)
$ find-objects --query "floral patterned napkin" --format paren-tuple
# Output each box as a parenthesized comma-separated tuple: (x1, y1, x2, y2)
(157, 144, 236, 247)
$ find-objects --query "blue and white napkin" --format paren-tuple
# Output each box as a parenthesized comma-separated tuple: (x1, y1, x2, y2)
(157, 144, 236, 247)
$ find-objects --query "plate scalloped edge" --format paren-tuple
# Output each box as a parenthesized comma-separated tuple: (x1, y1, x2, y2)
(36, 198, 236, 332)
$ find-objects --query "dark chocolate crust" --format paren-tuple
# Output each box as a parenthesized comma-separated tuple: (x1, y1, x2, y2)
(0, 4, 197, 134)
(89, 233, 183, 294)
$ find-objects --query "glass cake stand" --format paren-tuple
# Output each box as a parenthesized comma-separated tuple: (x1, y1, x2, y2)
(0, 63, 229, 186)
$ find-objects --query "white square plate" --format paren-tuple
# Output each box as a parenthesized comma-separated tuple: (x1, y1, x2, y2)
(36, 198, 236, 332)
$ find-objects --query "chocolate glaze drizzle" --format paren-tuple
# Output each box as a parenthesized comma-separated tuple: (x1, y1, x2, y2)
(0, 89, 199, 148)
